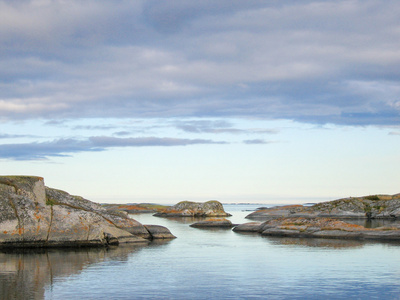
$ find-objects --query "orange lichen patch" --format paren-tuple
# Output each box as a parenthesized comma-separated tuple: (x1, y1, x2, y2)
(162, 209, 184, 214)
(255, 205, 305, 213)
(205, 218, 227, 222)
(11, 228, 23, 235)
(118, 205, 148, 211)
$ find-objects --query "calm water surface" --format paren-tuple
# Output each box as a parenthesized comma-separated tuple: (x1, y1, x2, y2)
(1, 204, 400, 299)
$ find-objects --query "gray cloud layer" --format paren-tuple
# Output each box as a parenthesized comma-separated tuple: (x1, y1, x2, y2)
(0, 136, 227, 160)
(1, 0, 399, 125)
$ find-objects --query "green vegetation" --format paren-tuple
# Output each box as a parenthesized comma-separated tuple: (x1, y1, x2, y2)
(364, 195, 380, 201)
(363, 203, 371, 213)
(45, 197, 59, 206)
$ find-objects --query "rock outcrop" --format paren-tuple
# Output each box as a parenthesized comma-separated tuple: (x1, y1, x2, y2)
(103, 203, 169, 214)
(0, 176, 175, 248)
(246, 193, 400, 220)
(233, 217, 400, 241)
(190, 218, 234, 228)
(154, 200, 231, 217)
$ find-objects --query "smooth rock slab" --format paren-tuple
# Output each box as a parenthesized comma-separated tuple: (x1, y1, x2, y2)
(234, 217, 400, 241)
(190, 218, 234, 228)
(232, 222, 263, 232)
(144, 225, 176, 239)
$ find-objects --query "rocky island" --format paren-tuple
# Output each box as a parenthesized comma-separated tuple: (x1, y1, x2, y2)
(154, 200, 231, 217)
(246, 193, 400, 220)
(233, 217, 400, 241)
(0, 176, 175, 248)
(233, 193, 400, 241)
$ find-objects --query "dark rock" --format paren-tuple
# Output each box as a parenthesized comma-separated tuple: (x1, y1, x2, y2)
(190, 218, 233, 228)
(154, 200, 231, 217)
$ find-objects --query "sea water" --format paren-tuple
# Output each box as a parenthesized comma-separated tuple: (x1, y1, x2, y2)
(1, 204, 400, 299)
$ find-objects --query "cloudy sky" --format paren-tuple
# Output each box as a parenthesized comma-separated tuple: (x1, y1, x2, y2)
(1, 0, 399, 204)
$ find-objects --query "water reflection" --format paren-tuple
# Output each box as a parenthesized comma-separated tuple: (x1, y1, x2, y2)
(0, 244, 151, 300)
(266, 237, 365, 249)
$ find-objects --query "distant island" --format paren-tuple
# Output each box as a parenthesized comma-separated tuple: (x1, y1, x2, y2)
(246, 193, 400, 220)
(104, 200, 232, 217)
(234, 193, 400, 241)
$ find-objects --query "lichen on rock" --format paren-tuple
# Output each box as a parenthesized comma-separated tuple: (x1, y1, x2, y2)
(190, 218, 234, 228)
(246, 193, 400, 220)
(0, 176, 175, 248)
(234, 217, 400, 241)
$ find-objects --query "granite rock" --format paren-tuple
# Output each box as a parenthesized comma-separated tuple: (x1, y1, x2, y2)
(246, 194, 400, 220)
(0, 176, 175, 248)
(190, 218, 234, 228)
(234, 217, 400, 241)
(144, 225, 176, 239)
(154, 200, 231, 217)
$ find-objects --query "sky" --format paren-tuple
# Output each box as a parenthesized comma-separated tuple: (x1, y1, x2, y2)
(1, 0, 399, 204)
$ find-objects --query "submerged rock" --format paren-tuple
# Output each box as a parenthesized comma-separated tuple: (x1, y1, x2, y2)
(246, 193, 400, 220)
(154, 200, 231, 217)
(0, 176, 175, 248)
(234, 217, 400, 241)
(190, 218, 234, 228)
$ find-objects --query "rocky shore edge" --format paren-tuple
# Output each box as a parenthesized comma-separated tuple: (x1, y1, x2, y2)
(233, 217, 400, 241)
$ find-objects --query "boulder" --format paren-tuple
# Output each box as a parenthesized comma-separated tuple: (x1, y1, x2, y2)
(144, 225, 176, 239)
(0, 176, 175, 248)
(232, 222, 263, 232)
(154, 200, 231, 217)
(190, 218, 234, 228)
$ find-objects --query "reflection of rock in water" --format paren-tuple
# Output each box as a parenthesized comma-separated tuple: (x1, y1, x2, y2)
(0, 245, 148, 299)
(266, 237, 364, 249)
